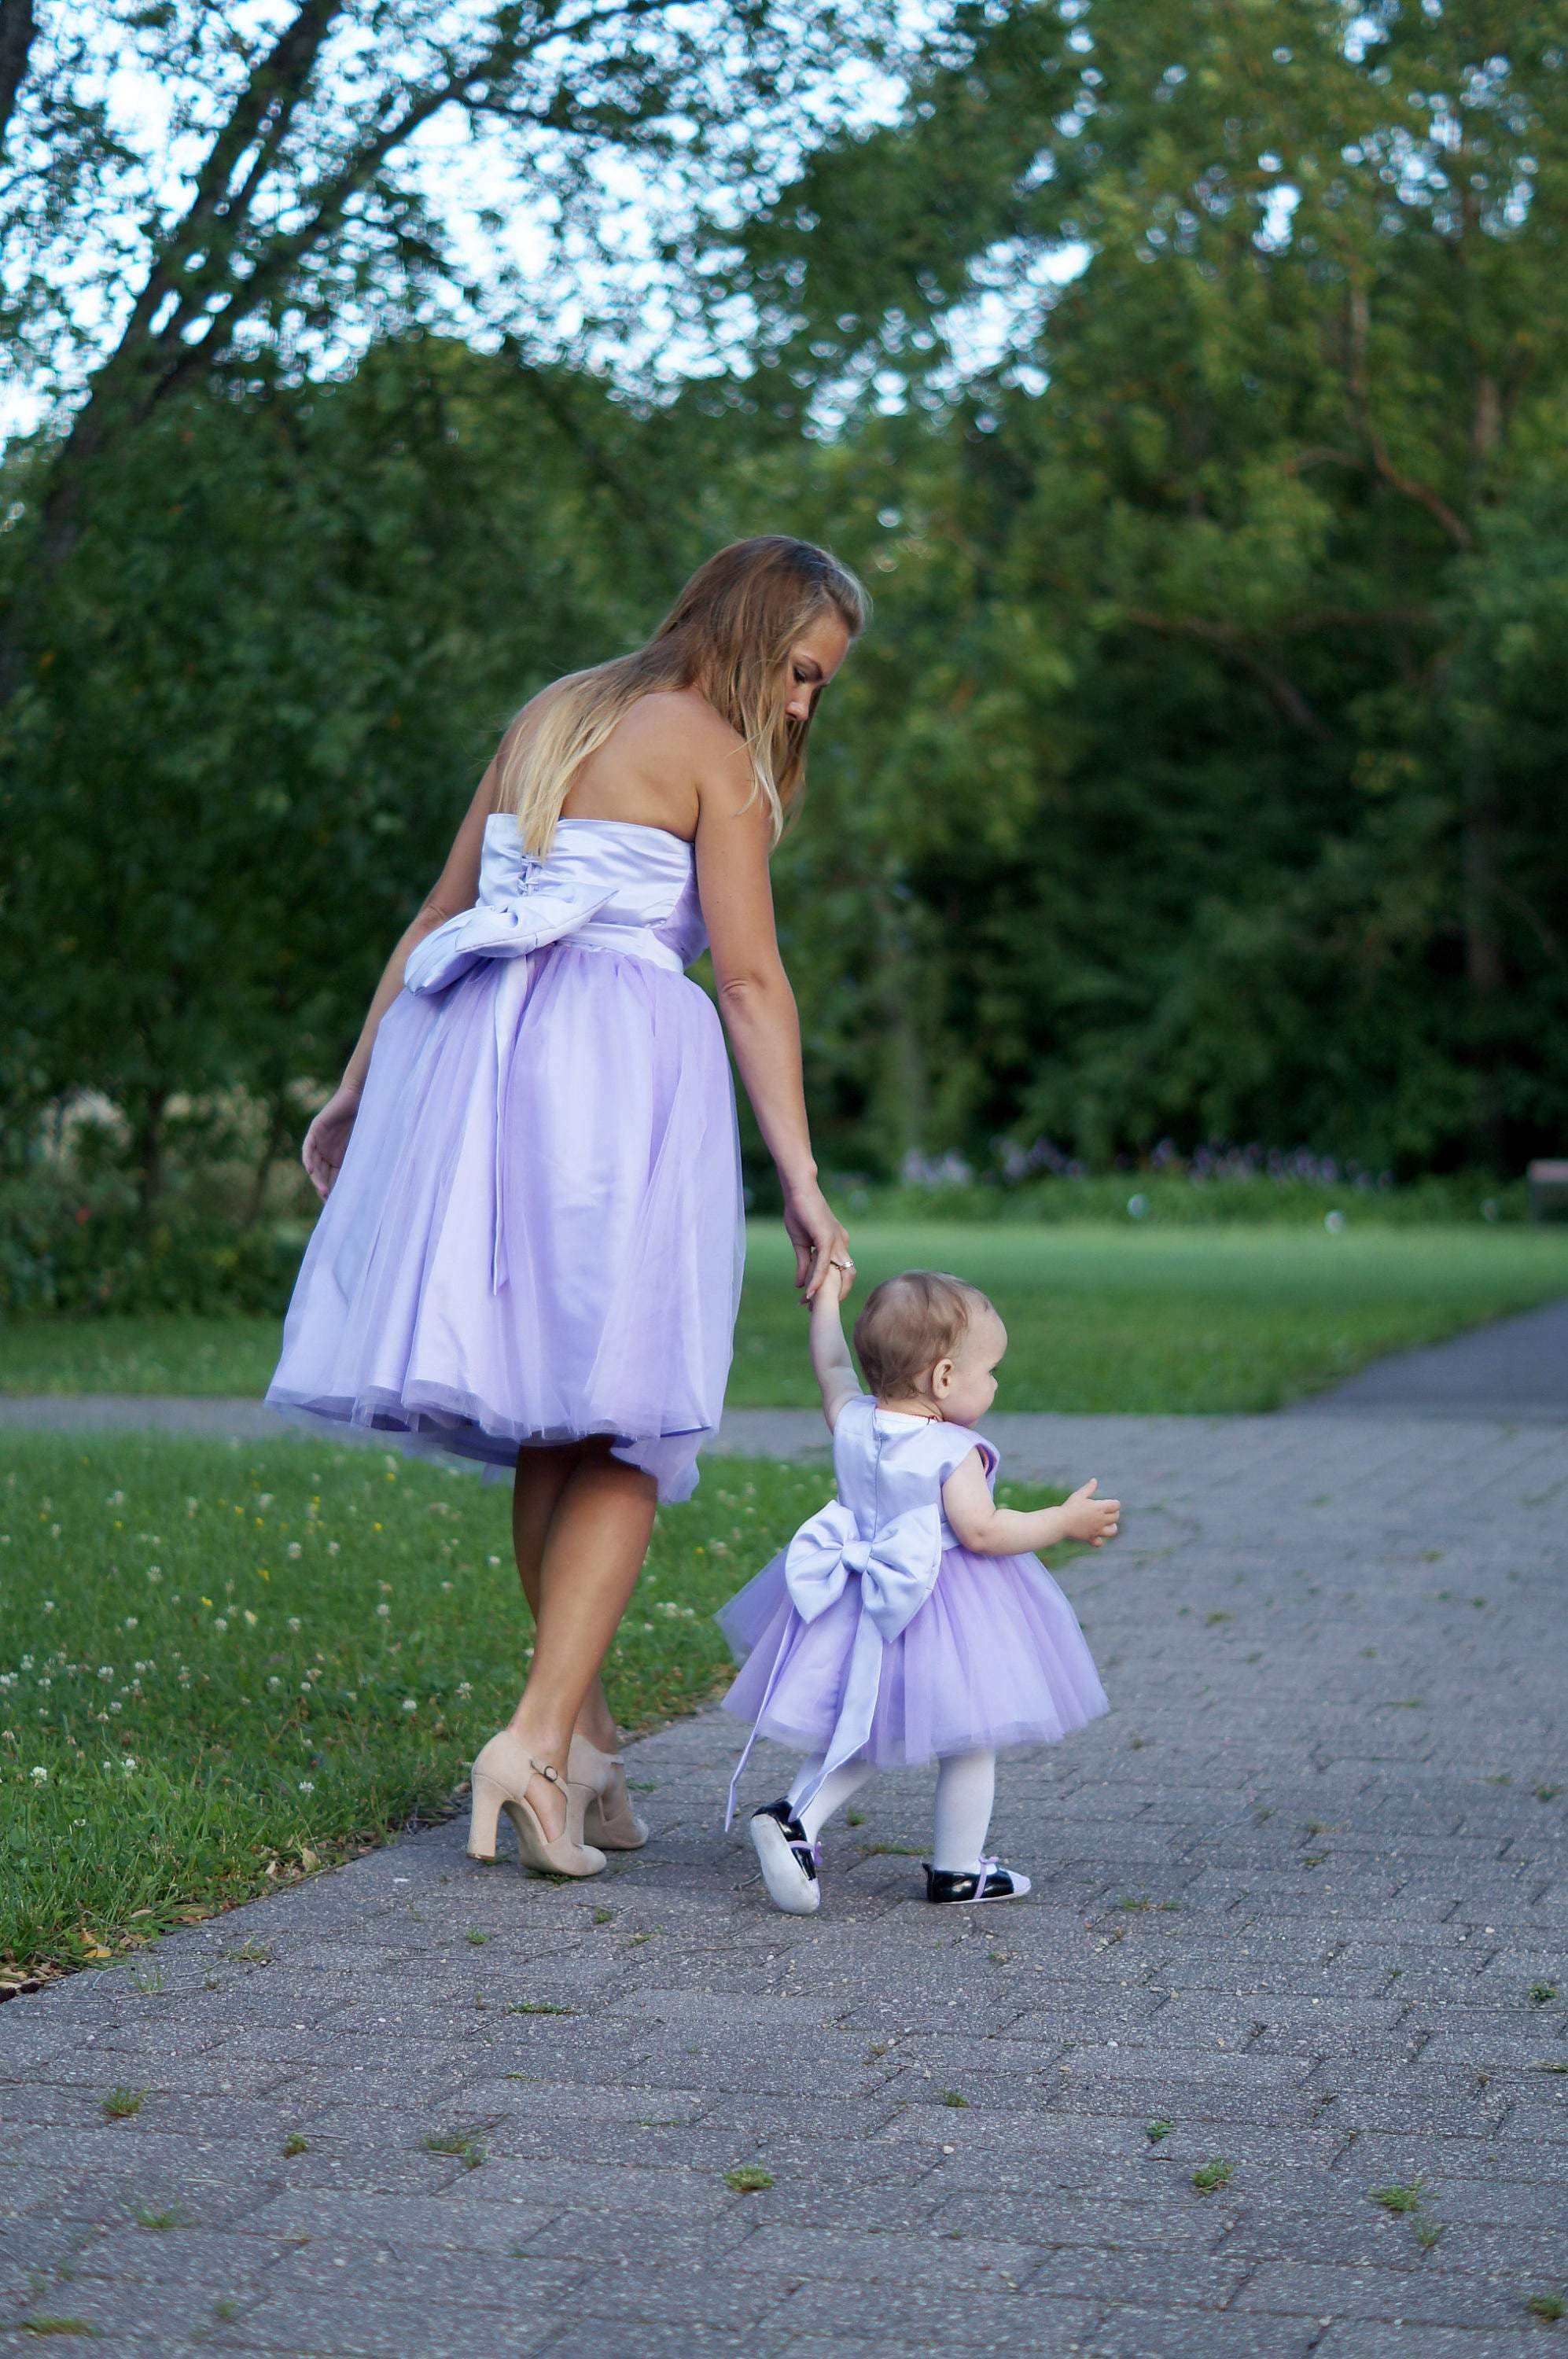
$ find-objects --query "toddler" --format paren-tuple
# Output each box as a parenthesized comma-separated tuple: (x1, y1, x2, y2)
(717, 1266, 1117, 1913)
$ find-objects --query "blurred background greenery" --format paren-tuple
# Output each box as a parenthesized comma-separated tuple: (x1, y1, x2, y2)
(4, 1, 1568, 1323)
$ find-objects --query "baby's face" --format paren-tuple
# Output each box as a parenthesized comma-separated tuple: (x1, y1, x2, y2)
(933, 1307, 1007, 1425)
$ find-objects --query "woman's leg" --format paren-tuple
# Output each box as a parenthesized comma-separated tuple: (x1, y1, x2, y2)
(930, 1748, 997, 1874)
(512, 1447, 619, 1751)
(787, 1756, 876, 1846)
(503, 1437, 657, 1838)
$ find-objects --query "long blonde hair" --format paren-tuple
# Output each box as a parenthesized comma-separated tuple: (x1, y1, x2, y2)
(498, 535, 868, 856)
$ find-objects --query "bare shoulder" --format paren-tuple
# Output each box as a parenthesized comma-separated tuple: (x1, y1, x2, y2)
(617, 686, 747, 777)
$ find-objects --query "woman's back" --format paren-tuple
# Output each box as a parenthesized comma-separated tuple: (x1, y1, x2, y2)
(531, 683, 745, 844)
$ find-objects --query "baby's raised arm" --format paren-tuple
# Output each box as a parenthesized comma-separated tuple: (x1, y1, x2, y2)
(942, 1453, 1121, 1556)
(808, 1262, 860, 1433)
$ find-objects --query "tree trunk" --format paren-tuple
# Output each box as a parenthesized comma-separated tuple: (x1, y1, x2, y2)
(131, 1086, 170, 1222)
(242, 1088, 292, 1230)
(1460, 723, 1507, 1172)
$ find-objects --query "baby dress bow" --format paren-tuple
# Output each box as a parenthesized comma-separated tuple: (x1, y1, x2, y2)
(723, 1497, 943, 1830)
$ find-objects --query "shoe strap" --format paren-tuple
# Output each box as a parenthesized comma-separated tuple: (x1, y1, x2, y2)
(528, 1757, 564, 1787)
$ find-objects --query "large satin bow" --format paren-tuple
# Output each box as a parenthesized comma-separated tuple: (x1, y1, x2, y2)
(403, 870, 618, 995)
(401, 867, 627, 1295)
(723, 1497, 943, 1829)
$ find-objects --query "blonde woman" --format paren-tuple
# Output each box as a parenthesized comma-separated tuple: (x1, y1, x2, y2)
(267, 536, 863, 1878)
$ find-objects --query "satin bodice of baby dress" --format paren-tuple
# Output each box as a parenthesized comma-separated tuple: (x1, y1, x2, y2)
(403, 813, 708, 993)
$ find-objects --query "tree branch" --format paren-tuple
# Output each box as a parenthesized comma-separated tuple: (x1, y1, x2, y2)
(0, 0, 35, 152)
(1122, 609, 1330, 740)
(1346, 286, 1473, 550)
(500, 338, 683, 572)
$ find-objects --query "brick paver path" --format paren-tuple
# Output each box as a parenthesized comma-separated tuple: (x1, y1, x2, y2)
(2, 1408, 1566, 2357)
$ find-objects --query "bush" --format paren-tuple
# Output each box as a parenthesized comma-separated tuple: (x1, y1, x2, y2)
(826, 1170, 1531, 1227)
(0, 1171, 306, 1317)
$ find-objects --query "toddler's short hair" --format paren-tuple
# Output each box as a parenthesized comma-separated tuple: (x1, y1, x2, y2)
(852, 1269, 995, 1399)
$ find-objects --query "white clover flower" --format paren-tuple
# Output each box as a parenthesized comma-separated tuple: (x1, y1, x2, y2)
(29, 1765, 46, 1783)
(287, 1543, 302, 1559)
(121, 1757, 136, 1773)
(326, 1541, 340, 1556)
(287, 1616, 302, 1632)
(41, 1599, 54, 1613)
(267, 1676, 282, 1691)
(486, 1554, 501, 1567)
(297, 1779, 315, 1793)
(375, 1603, 390, 1619)
(257, 1493, 274, 1509)
(401, 1698, 417, 1713)
(213, 1617, 228, 1633)
(98, 1665, 113, 1680)
(146, 1568, 162, 1583)
(123, 1616, 138, 1630)
(243, 1609, 257, 1626)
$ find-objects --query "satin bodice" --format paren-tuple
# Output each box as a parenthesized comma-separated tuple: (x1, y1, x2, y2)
(404, 815, 706, 995)
(830, 1396, 999, 1551)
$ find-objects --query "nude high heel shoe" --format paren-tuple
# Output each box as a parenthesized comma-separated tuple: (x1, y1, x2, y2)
(466, 1731, 606, 1878)
(568, 1733, 650, 1851)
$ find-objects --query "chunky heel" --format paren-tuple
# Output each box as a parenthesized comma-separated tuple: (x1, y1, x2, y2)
(569, 1733, 649, 1851)
(466, 1774, 506, 1861)
(466, 1731, 606, 1879)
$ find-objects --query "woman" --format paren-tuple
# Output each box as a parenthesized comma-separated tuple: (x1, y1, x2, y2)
(266, 535, 864, 1879)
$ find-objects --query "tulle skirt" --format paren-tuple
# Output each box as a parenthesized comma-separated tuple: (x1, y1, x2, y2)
(266, 940, 745, 1502)
(717, 1543, 1110, 1765)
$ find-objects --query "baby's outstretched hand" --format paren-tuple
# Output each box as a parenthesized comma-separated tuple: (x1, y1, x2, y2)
(1062, 1478, 1121, 1547)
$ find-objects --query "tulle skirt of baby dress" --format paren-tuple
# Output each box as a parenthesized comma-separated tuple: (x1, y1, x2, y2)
(718, 1540, 1110, 1767)
(265, 817, 745, 1503)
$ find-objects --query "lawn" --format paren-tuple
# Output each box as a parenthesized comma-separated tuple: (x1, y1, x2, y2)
(7, 1221, 1563, 1414)
(0, 1432, 1064, 1982)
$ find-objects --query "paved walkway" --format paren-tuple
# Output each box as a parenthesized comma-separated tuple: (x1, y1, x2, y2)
(1288, 1297, 1568, 1425)
(2, 1400, 1566, 2357)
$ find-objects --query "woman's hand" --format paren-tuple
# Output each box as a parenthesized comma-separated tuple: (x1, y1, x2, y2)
(782, 1179, 855, 1303)
(300, 1081, 363, 1203)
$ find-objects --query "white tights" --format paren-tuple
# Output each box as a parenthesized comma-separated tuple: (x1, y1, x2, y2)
(786, 1748, 998, 1874)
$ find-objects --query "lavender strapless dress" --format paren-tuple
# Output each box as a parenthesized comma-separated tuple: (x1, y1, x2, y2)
(265, 815, 744, 1501)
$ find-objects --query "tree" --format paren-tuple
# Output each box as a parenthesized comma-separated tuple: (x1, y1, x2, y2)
(722, 0, 1568, 1170)
(0, 0, 904, 703)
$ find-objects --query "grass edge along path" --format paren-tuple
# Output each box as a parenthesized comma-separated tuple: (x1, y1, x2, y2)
(0, 1430, 1063, 1989)
(6, 1221, 1568, 1411)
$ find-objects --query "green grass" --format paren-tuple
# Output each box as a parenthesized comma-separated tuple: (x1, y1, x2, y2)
(728, 1223, 1568, 1412)
(0, 1430, 1062, 1981)
(5, 1222, 1566, 1411)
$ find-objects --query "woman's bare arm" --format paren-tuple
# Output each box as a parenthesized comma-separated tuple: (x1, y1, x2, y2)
(692, 712, 851, 1299)
(340, 764, 496, 1093)
(300, 755, 501, 1199)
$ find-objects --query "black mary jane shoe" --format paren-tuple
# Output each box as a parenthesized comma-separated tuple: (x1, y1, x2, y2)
(923, 1857, 1032, 1905)
(749, 1799, 822, 1916)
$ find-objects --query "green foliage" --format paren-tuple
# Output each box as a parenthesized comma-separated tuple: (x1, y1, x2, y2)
(0, 1171, 307, 1316)
(5, 4, 1568, 1204)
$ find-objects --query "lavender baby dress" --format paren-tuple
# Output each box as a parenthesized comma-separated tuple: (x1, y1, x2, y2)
(265, 815, 744, 1503)
(719, 1395, 1109, 1821)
